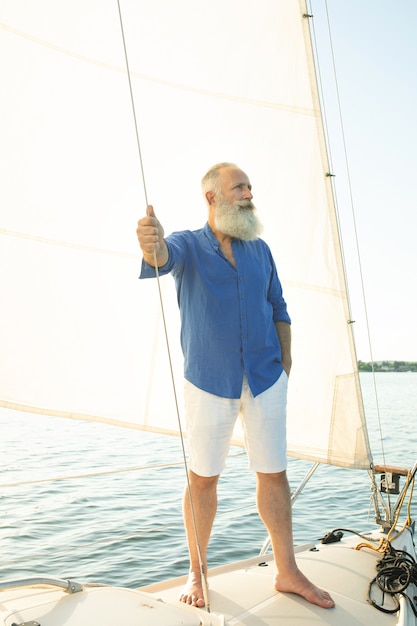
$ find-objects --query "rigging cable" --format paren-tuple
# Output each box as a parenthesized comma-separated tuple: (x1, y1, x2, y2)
(308, 0, 391, 514)
(356, 470, 415, 554)
(116, 0, 210, 611)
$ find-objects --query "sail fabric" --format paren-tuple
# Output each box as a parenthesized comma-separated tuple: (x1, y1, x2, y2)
(0, 0, 372, 468)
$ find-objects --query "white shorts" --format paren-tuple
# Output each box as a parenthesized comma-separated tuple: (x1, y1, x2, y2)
(184, 372, 288, 477)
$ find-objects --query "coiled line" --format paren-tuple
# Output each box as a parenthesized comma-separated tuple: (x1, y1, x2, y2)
(369, 543, 417, 616)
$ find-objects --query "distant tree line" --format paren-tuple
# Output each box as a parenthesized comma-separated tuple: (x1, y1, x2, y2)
(358, 360, 417, 372)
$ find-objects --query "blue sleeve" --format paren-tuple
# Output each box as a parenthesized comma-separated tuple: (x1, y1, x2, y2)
(267, 249, 291, 324)
(138, 234, 186, 279)
(139, 255, 173, 279)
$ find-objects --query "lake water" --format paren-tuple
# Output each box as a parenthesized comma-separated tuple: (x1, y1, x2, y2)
(1, 372, 416, 589)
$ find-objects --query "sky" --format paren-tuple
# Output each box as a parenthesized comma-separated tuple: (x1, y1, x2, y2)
(309, 1, 417, 362)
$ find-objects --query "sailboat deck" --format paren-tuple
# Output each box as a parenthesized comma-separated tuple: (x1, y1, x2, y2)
(1, 533, 415, 625)
(142, 536, 407, 625)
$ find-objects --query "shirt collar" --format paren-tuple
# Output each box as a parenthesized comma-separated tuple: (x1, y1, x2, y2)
(203, 222, 220, 250)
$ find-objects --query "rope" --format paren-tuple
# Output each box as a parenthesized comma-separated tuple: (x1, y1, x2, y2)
(353, 470, 417, 615)
(319, 524, 417, 616)
(369, 543, 417, 616)
(116, 1, 210, 611)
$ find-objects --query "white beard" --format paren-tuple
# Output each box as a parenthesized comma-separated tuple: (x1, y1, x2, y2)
(214, 196, 263, 240)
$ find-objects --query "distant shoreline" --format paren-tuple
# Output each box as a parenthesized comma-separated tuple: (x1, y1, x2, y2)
(358, 361, 417, 373)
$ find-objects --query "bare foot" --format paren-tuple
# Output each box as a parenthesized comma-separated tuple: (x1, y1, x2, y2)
(275, 569, 335, 609)
(179, 571, 206, 607)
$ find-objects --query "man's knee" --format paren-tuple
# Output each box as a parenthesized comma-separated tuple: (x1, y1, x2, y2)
(256, 470, 288, 485)
(189, 470, 219, 491)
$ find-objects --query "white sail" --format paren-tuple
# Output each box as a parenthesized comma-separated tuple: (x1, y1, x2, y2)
(0, 0, 371, 468)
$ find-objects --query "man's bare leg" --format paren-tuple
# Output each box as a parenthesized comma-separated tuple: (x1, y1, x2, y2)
(256, 471, 335, 609)
(179, 470, 219, 607)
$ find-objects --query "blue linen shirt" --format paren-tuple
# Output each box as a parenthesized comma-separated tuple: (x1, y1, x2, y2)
(140, 223, 291, 399)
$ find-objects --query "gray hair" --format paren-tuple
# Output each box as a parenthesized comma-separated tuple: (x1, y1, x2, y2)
(201, 162, 238, 197)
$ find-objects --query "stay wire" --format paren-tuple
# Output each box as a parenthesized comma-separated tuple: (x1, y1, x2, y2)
(309, 1, 389, 503)
(116, 1, 210, 611)
(322, 1, 389, 501)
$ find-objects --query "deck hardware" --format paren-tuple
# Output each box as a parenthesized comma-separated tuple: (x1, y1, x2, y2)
(320, 530, 343, 544)
(380, 472, 400, 495)
(0, 577, 83, 594)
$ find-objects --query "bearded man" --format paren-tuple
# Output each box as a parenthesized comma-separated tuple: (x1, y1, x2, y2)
(136, 163, 334, 611)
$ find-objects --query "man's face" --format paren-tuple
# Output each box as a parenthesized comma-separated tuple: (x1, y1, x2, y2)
(218, 167, 253, 204)
(213, 168, 263, 240)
